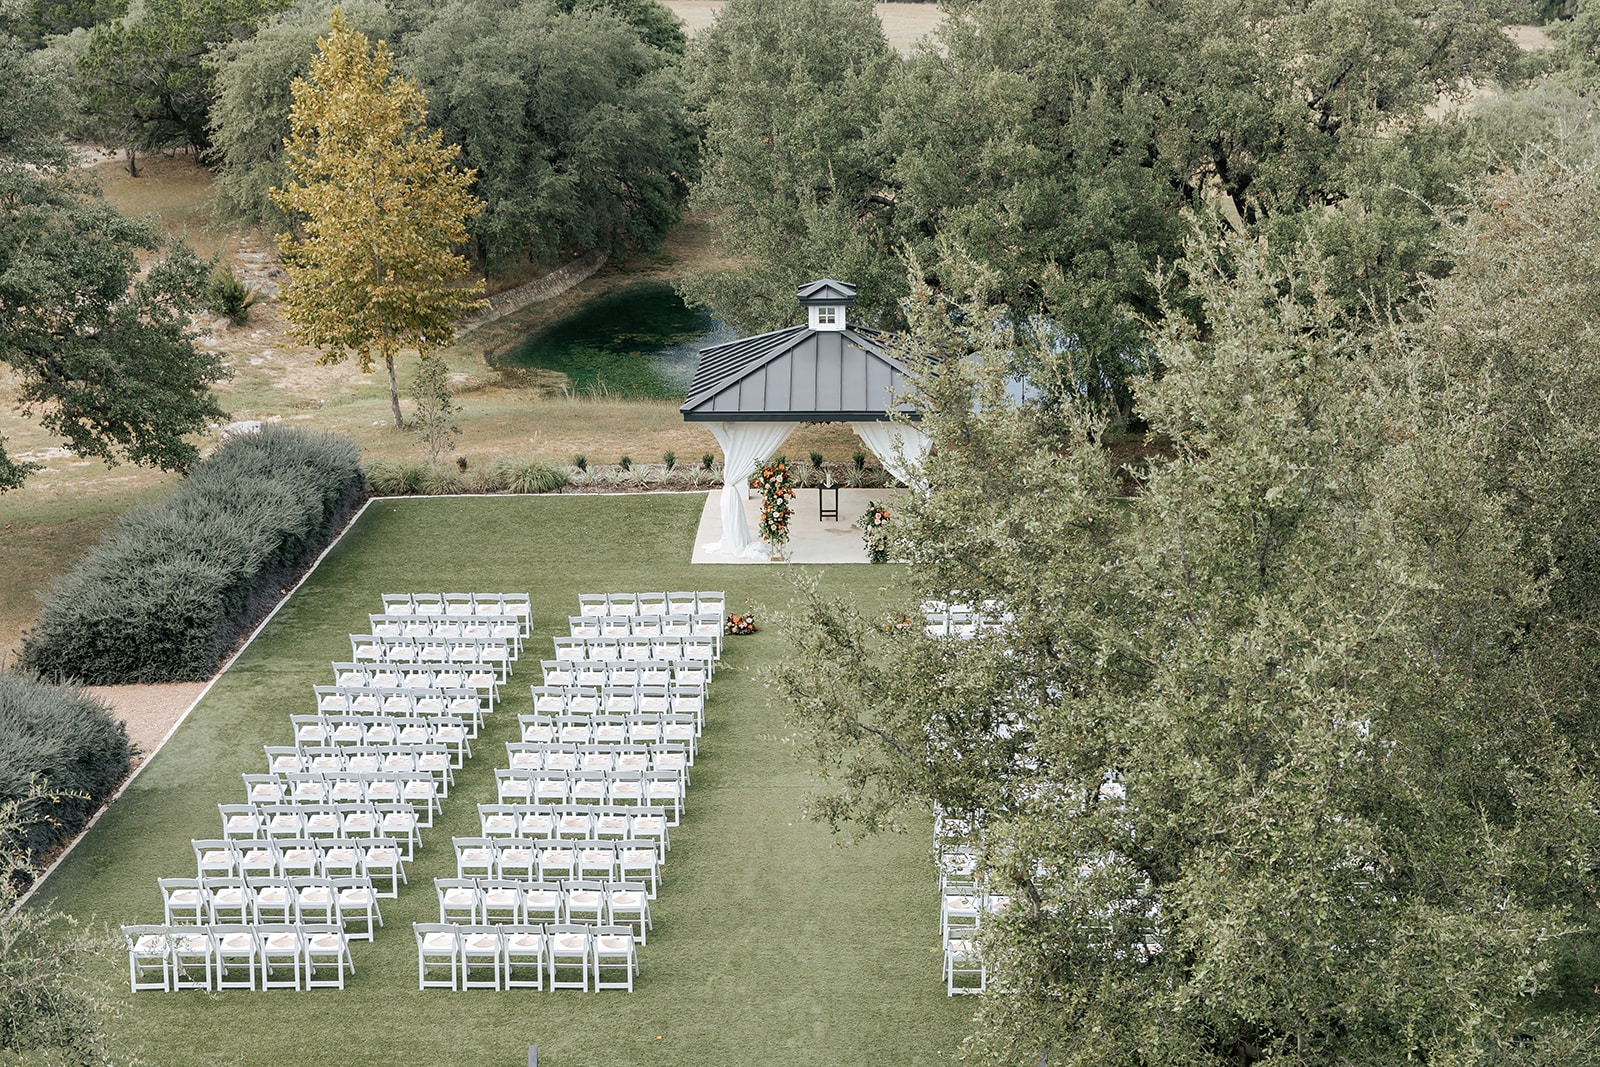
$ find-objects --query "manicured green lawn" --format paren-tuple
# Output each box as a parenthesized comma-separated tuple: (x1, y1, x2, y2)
(34, 494, 968, 1067)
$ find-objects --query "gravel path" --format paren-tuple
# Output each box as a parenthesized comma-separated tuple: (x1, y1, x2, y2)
(86, 683, 208, 767)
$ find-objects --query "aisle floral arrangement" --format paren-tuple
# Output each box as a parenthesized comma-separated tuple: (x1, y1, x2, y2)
(859, 500, 892, 563)
(752, 459, 797, 552)
(725, 610, 758, 636)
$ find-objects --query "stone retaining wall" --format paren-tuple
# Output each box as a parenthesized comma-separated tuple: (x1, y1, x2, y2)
(456, 249, 609, 335)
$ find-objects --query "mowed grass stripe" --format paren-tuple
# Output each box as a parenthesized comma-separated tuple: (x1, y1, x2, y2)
(35, 495, 966, 1067)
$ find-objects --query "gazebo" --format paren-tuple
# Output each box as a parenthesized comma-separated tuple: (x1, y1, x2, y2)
(681, 280, 931, 559)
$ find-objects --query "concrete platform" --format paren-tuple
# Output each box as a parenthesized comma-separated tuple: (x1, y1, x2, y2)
(691, 487, 907, 565)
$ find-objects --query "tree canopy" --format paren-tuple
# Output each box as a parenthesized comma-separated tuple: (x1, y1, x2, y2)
(685, 0, 1514, 413)
(0, 33, 226, 492)
(777, 149, 1600, 1062)
(401, 0, 695, 275)
(75, 0, 290, 173)
(271, 9, 484, 429)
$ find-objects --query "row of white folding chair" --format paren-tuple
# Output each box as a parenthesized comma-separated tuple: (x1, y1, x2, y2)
(193, 837, 408, 896)
(292, 711, 476, 752)
(494, 767, 684, 812)
(238, 764, 438, 812)
(314, 685, 488, 724)
(577, 591, 724, 619)
(415, 922, 636, 991)
(922, 614, 1009, 639)
(477, 805, 669, 852)
(332, 662, 500, 703)
(158, 875, 380, 936)
(242, 769, 444, 812)
(435, 877, 651, 936)
(550, 636, 715, 672)
(380, 591, 531, 628)
(921, 598, 1006, 615)
(530, 685, 705, 723)
(569, 613, 722, 647)
(266, 743, 460, 783)
(504, 741, 690, 780)
(349, 635, 513, 679)
(453, 837, 663, 896)
(368, 613, 524, 650)
(124, 923, 353, 992)
(540, 659, 710, 692)
(221, 802, 421, 856)
(518, 713, 699, 751)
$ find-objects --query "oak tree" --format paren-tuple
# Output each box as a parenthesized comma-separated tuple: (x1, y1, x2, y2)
(0, 33, 226, 492)
(271, 8, 484, 428)
(776, 212, 1600, 1062)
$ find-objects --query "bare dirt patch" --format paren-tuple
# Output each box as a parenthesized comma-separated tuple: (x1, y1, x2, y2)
(660, 0, 944, 53)
(86, 683, 208, 767)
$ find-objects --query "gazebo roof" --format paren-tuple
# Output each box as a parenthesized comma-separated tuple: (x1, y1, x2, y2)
(681, 299, 919, 423)
(795, 278, 857, 306)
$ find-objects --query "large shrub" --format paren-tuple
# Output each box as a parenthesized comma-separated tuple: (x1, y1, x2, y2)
(19, 426, 365, 683)
(0, 672, 131, 863)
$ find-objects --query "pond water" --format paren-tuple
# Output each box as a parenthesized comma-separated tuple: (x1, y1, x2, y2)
(500, 281, 736, 400)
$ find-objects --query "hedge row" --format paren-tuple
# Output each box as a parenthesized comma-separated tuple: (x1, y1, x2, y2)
(19, 426, 365, 683)
(0, 672, 132, 865)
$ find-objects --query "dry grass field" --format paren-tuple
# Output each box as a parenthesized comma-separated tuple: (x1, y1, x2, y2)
(0, 148, 866, 659)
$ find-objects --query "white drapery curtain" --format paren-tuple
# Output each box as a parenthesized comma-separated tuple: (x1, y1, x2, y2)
(851, 421, 932, 487)
(704, 420, 800, 558)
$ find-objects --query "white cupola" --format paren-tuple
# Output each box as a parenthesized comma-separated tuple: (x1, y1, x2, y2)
(797, 278, 856, 332)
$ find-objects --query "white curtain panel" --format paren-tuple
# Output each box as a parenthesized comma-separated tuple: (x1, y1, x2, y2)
(704, 420, 800, 558)
(851, 421, 933, 488)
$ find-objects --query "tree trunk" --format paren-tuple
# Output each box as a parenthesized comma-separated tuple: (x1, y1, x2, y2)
(125, 145, 138, 178)
(386, 353, 404, 428)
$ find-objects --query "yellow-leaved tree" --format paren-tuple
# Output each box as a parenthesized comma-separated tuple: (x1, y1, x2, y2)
(271, 8, 484, 428)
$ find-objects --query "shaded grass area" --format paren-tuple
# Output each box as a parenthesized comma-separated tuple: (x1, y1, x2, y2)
(0, 475, 180, 664)
(34, 494, 966, 1067)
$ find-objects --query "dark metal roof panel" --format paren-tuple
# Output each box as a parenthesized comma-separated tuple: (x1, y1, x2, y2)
(796, 278, 856, 305)
(681, 323, 919, 420)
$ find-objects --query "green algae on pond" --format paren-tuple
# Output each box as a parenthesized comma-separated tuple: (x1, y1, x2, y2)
(499, 282, 735, 399)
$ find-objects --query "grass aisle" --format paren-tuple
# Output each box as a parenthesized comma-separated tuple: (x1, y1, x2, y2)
(34, 495, 968, 1067)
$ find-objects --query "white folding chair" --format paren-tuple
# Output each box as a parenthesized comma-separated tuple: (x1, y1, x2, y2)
(213, 924, 260, 990)
(606, 882, 651, 943)
(497, 840, 539, 881)
(415, 923, 460, 990)
(459, 925, 504, 990)
(193, 839, 237, 879)
(363, 840, 408, 898)
(170, 927, 216, 991)
(563, 880, 605, 924)
(304, 925, 353, 989)
(292, 877, 338, 925)
(251, 877, 297, 923)
(258, 924, 307, 990)
(123, 925, 171, 992)
(522, 882, 564, 925)
(592, 926, 637, 991)
(945, 937, 985, 995)
(160, 877, 206, 925)
(547, 925, 592, 991)
(438, 878, 481, 924)
(480, 880, 525, 925)
(335, 876, 383, 941)
(619, 842, 662, 899)
(503, 926, 547, 990)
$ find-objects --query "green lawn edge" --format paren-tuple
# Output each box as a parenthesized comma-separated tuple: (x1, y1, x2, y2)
(34, 494, 969, 1067)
